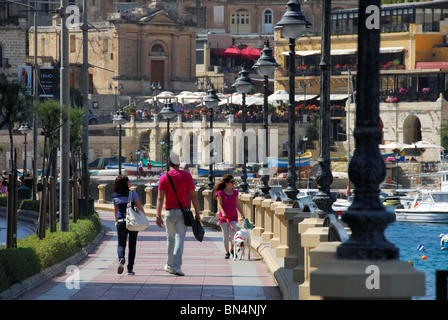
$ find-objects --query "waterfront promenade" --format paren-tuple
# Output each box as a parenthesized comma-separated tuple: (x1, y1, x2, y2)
(15, 207, 290, 301)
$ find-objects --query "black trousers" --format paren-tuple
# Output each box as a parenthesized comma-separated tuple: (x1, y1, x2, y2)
(117, 221, 138, 272)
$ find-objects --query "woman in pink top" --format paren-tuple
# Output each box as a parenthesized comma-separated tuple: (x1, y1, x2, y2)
(215, 174, 244, 259)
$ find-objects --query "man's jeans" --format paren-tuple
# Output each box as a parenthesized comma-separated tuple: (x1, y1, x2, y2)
(165, 209, 188, 272)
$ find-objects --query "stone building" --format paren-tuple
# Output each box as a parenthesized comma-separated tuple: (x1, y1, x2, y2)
(273, 0, 448, 161)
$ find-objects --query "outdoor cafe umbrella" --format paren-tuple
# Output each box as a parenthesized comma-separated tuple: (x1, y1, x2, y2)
(379, 142, 412, 150)
(268, 90, 289, 106)
(241, 46, 261, 60)
(403, 141, 443, 150)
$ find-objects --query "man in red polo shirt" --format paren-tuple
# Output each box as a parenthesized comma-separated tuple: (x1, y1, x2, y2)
(156, 152, 201, 276)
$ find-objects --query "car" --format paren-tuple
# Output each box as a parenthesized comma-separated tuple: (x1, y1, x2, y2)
(88, 114, 98, 125)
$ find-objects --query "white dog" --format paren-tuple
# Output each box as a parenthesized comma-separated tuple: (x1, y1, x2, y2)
(233, 229, 251, 261)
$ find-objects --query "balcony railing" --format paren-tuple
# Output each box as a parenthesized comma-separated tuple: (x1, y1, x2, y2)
(381, 90, 441, 103)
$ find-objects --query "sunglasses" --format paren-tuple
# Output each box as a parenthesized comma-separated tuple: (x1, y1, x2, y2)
(229, 180, 235, 184)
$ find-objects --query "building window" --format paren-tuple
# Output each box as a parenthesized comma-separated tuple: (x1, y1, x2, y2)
(70, 35, 76, 53)
(230, 11, 251, 34)
(151, 44, 164, 53)
(263, 9, 273, 34)
(186, 6, 206, 29)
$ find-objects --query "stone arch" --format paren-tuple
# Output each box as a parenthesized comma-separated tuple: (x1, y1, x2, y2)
(403, 115, 422, 144)
(139, 132, 150, 157)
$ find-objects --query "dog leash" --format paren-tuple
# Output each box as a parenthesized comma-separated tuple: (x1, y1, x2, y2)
(224, 218, 236, 232)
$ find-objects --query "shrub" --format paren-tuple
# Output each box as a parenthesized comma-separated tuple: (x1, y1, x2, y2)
(0, 213, 102, 292)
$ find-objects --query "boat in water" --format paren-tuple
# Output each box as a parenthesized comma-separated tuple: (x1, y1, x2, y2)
(395, 189, 448, 223)
(268, 151, 312, 173)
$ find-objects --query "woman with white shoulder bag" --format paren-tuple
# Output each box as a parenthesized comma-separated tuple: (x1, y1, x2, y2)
(112, 175, 147, 275)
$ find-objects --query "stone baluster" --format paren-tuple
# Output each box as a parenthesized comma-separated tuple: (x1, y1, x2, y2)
(261, 199, 275, 242)
(252, 197, 265, 236)
(202, 189, 214, 217)
(144, 186, 154, 210)
(269, 201, 283, 250)
(298, 222, 327, 300)
(284, 209, 310, 284)
(98, 184, 107, 204)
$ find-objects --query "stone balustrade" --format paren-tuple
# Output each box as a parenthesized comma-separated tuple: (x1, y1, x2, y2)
(97, 182, 425, 300)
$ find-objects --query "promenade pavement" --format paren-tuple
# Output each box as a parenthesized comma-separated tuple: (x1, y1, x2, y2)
(16, 205, 295, 302)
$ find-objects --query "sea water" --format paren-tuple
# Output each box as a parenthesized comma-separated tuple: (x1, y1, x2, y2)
(0, 218, 35, 247)
(385, 221, 448, 300)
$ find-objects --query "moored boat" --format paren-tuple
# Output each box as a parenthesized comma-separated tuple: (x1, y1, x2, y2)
(268, 151, 312, 173)
(395, 190, 448, 223)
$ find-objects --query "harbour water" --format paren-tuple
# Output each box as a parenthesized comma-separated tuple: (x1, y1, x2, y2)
(0, 218, 36, 247)
(386, 221, 448, 300)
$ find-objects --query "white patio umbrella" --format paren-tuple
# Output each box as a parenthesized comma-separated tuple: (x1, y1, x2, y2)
(379, 142, 412, 150)
(268, 90, 289, 106)
(404, 141, 444, 150)
(176, 91, 203, 105)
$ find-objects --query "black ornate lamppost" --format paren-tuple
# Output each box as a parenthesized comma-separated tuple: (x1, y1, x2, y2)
(232, 65, 253, 193)
(151, 81, 162, 113)
(203, 84, 221, 189)
(275, 0, 311, 203)
(19, 122, 32, 184)
(159, 103, 177, 172)
(312, 0, 337, 218)
(112, 109, 127, 175)
(254, 39, 280, 198)
(337, 0, 399, 260)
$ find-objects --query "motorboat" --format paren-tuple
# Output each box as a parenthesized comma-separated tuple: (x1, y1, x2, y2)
(395, 190, 448, 223)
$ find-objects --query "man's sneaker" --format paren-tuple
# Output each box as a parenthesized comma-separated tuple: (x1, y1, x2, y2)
(225, 252, 230, 259)
(164, 265, 174, 274)
(117, 258, 126, 274)
(127, 270, 135, 275)
(173, 269, 185, 276)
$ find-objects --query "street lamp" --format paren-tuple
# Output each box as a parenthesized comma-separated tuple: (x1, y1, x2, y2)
(112, 109, 127, 175)
(19, 122, 32, 185)
(275, 0, 311, 203)
(151, 81, 162, 113)
(159, 103, 177, 172)
(395, 152, 401, 190)
(254, 39, 279, 197)
(232, 65, 253, 193)
(159, 140, 165, 173)
(203, 84, 221, 189)
(303, 135, 308, 153)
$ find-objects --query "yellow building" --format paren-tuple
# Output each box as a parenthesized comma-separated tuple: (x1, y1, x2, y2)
(273, 1, 448, 155)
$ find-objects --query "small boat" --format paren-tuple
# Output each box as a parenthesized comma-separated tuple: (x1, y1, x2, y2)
(198, 162, 234, 177)
(268, 151, 312, 173)
(395, 190, 448, 223)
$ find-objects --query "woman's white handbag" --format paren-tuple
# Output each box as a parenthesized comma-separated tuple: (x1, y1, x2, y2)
(126, 192, 149, 231)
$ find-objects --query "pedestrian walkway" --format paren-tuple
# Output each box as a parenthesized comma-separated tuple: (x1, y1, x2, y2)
(18, 210, 282, 301)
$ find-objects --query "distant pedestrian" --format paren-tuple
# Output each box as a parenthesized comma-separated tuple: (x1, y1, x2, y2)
(138, 158, 144, 177)
(215, 174, 245, 259)
(112, 175, 146, 275)
(156, 152, 201, 276)
(1, 170, 8, 196)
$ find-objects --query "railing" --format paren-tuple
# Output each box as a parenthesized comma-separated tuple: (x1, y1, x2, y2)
(381, 90, 441, 103)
